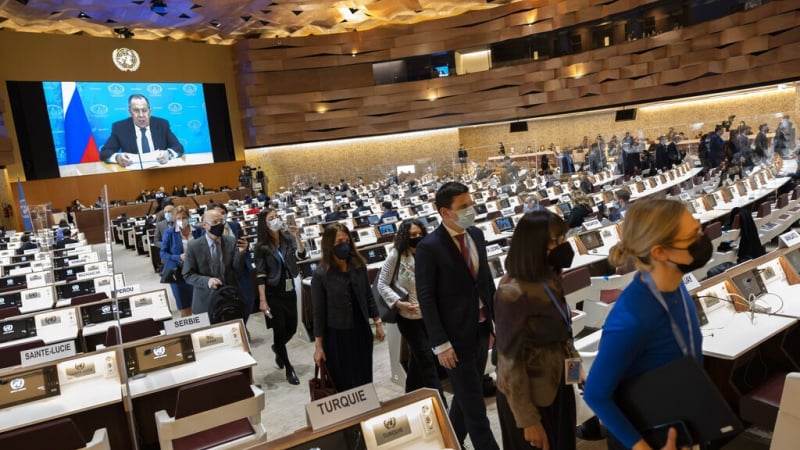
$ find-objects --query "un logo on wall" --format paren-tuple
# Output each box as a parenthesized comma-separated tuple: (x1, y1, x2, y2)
(47, 104, 63, 117)
(147, 84, 163, 96)
(182, 84, 198, 96)
(187, 120, 202, 129)
(168, 102, 183, 114)
(90, 104, 109, 116)
(108, 83, 126, 97)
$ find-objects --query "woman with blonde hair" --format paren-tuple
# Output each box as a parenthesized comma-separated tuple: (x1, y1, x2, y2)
(583, 199, 712, 450)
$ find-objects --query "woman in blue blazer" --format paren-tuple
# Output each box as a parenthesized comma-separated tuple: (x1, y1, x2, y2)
(160, 206, 194, 316)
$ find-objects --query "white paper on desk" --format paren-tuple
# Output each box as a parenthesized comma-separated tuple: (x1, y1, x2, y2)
(124, 151, 174, 170)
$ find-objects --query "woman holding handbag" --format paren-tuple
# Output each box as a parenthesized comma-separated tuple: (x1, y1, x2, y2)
(255, 208, 306, 385)
(160, 205, 194, 317)
(312, 223, 385, 391)
(377, 219, 445, 401)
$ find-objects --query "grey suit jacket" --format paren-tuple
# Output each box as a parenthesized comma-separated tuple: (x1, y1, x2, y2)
(182, 234, 244, 314)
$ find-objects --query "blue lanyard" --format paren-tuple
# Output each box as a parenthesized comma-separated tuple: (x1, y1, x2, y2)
(542, 283, 572, 335)
(641, 272, 697, 358)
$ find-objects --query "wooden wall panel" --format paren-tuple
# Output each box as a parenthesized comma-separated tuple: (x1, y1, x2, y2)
(235, 1, 800, 148)
(12, 161, 241, 213)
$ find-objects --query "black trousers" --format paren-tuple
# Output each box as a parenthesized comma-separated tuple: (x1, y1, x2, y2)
(264, 285, 298, 366)
(496, 383, 576, 450)
(396, 316, 446, 403)
(447, 323, 499, 450)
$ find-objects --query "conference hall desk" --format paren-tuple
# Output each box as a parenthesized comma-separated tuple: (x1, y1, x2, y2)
(60, 153, 211, 177)
(125, 320, 257, 448)
(0, 349, 132, 449)
(689, 245, 800, 409)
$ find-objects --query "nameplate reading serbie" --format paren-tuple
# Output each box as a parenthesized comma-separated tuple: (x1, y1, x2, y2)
(306, 383, 380, 430)
(778, 230, 800, 249)
(682, 273, 701, 291)
(164, 313, 210, 335)
(21, 341, 76, 367)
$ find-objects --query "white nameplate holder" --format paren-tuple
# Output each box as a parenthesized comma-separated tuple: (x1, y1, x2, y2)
(682, 273, 702, 291)
(21, 341, 77, 367)
(583, 219, 603, 231)
(23, 248, 39, 256)
(164, 313, 211, 335)
(486, 244, 503, 257)
(77, 269, 105, 281)
(26, 271, 50, 289)
(9, 266, 33, 276)
(679, 192, 692, 202)
(778, 230, 800, 249)
(306, 383, 381, 431)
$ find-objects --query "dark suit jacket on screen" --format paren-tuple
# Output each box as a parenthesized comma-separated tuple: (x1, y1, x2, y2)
(415, 225, 496, 357)
(182, 234, 244, 314)
(99, 117, 184, 161)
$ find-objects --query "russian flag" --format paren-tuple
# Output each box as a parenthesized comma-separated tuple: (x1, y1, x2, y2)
(62, 82, 100, 164)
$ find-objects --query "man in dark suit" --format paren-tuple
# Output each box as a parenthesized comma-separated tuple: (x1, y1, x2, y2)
(416, 182, 500, 450)
(182, 209, 247, 315)
(709, 125, 726, 169)
(100, 94, 184, 167)
(55, 228, 79, 249)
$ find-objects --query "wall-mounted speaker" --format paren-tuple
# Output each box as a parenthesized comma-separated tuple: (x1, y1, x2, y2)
(615, 109, 637, 121)
(509, 121, 528, 133)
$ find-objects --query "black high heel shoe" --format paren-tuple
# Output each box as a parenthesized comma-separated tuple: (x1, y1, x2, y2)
(285, 365, 300, 385)
(271, 344, 285, 369)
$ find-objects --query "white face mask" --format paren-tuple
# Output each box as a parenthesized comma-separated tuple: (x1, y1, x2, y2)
(451, 206, 476, 229)
(176, 219, 186, 229)
(268, 218, 283, 232)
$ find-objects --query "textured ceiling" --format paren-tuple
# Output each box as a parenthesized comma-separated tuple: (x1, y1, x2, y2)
(0, 0, 520, 44)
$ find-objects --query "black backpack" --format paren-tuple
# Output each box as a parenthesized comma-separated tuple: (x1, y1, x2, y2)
(207, 285, 245, 324)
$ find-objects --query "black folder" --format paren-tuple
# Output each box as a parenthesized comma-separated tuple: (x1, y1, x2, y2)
(615, 356, 743, 448)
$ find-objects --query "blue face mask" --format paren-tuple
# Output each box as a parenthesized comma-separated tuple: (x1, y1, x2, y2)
(333, 242, 350, 260)
(164, 212, 174, 223)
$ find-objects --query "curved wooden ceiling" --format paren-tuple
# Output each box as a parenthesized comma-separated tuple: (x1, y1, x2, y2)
(0, 0, 522, 44)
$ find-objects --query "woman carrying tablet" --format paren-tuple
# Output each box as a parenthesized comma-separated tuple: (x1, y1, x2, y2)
(583, 199, 711, 450)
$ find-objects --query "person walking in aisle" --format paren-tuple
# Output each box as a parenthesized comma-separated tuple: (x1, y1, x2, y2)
(416, 182, 499, 450)
(377, 219, 445, 401)
(255, 208, 307, 385)
(584, 199, 710, 450)
(495, 210, 580, 450)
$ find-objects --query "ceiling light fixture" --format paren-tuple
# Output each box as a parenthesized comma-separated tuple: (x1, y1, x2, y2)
(77, 11, 91, 19)
(150, 0, 167, 15)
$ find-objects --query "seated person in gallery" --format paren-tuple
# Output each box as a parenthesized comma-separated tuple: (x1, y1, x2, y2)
(100, 94, 184, 167)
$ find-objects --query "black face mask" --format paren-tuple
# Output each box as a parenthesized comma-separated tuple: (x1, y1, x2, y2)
(208, 223, 225, 237)
(548, 242, 575, 269)
(408, 236, 423, 248)
(669, 234, 713, 273)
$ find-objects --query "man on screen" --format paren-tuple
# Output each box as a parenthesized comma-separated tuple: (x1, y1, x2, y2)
(100, 94, 184, 167)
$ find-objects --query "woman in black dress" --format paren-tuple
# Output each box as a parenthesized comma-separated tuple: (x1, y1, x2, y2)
(311, 222, 385, 391)
(255, 208, 306, 385)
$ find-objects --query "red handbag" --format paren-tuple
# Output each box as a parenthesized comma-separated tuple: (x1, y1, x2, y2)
(309, 361, 338, 401)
